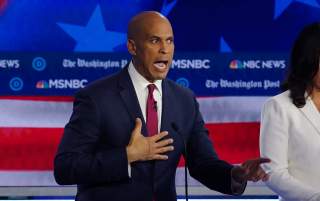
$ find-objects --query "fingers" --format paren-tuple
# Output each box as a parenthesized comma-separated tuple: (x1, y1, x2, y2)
(240, 158, 271, 182)
(256, 157, 271, 164)
(242, 158, 270, 168)
(151, 131, 169, 142)
(249, 167, 265, 182)
(155, 138, 173, 148)
(151, 154, 169, 160)
(154, 145, 174, 153)
(243, 158, 271, 171)
(149, 134, 174, 155)
(241, 161, 258, 177)
(146, 131, 174, 160)
(144, 145, 173, 161)
(246, 166, 270, 182)
(133, 118, 142, 134)
(262, 173, 270, 182)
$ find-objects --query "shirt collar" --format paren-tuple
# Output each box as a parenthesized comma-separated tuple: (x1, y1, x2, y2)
(128, 61, 162, 96)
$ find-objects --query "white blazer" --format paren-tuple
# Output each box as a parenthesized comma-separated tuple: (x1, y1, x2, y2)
(260, 90, 320, 201)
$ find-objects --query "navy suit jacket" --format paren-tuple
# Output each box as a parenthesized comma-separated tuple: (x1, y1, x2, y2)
(54, 67, 234, 201)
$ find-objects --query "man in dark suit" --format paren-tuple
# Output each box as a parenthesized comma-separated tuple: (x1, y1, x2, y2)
(54, 11, 270, 201)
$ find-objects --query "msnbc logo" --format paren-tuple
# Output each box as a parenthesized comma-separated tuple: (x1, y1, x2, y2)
(36, 80, 49, 89)
(229, 60, 244, 69)
(36, 79, 88, 89)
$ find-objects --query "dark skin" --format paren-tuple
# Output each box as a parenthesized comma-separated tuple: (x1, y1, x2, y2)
(125, 11, 270, 184)
(127, 11, 174, 83)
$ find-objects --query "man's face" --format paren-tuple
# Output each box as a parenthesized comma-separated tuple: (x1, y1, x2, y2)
(128, 18, 174, 82)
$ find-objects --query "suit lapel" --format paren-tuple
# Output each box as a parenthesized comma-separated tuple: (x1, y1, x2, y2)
(118, 67, 148, 136)
(299, 97, 320, 135)
(160, 79, 171, 133)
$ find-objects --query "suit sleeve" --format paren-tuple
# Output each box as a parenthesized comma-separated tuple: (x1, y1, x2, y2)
(54, 92, 130, 185)
(260, 98, 320, 201)
(186, 97, 240, 195)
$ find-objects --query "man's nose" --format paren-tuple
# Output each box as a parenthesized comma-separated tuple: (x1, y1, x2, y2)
(159, 41, 170, 54)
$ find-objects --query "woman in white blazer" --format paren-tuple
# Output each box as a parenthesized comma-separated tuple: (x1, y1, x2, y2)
(260, 22, 320, 201)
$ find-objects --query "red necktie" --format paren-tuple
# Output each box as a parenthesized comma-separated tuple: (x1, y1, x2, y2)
(146, 84, 158, 136)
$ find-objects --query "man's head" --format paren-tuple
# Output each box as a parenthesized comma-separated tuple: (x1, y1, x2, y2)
(127, 11, 174, 83)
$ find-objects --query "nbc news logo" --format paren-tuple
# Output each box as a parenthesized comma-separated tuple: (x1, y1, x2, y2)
(229, 59, 285, 69)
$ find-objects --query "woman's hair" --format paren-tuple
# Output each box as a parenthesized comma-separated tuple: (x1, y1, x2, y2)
(282, 22, 320, 108)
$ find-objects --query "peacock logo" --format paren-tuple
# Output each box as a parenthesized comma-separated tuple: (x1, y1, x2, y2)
(36, 80, 49, 89)
(229, 59, 244, 69)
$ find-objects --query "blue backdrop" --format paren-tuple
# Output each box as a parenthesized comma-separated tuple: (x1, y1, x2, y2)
(0, 0, 320, 96)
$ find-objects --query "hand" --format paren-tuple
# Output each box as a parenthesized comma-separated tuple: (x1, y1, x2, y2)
(126, 118, 174, 163)
(232, 157, 271, 183)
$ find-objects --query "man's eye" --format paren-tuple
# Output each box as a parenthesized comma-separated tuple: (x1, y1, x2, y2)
(150, 39, 158, 44)
(167, 39, 173, 44)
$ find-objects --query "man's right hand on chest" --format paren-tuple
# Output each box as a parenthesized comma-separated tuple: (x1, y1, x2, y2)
(126, 118, 174, 163)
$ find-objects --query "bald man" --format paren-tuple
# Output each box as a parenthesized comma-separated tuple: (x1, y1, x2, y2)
(54, 11, 270, 201)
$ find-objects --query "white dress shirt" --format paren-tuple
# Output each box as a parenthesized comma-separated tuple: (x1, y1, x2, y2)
(128, 61, 162, 131)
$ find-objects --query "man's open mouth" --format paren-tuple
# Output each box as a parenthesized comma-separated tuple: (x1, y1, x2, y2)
(153, 60, 168, 69)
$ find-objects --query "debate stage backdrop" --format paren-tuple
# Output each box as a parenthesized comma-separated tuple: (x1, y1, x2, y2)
(0, 0, 320, 196)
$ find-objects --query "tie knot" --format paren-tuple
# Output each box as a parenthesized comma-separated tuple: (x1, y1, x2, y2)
(148, 84, 156, 94)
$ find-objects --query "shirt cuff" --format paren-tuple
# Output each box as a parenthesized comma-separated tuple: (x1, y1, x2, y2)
(128, 164, 131, 178)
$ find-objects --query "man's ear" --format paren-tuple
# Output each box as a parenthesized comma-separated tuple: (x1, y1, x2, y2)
(127, 39, 137, 56)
